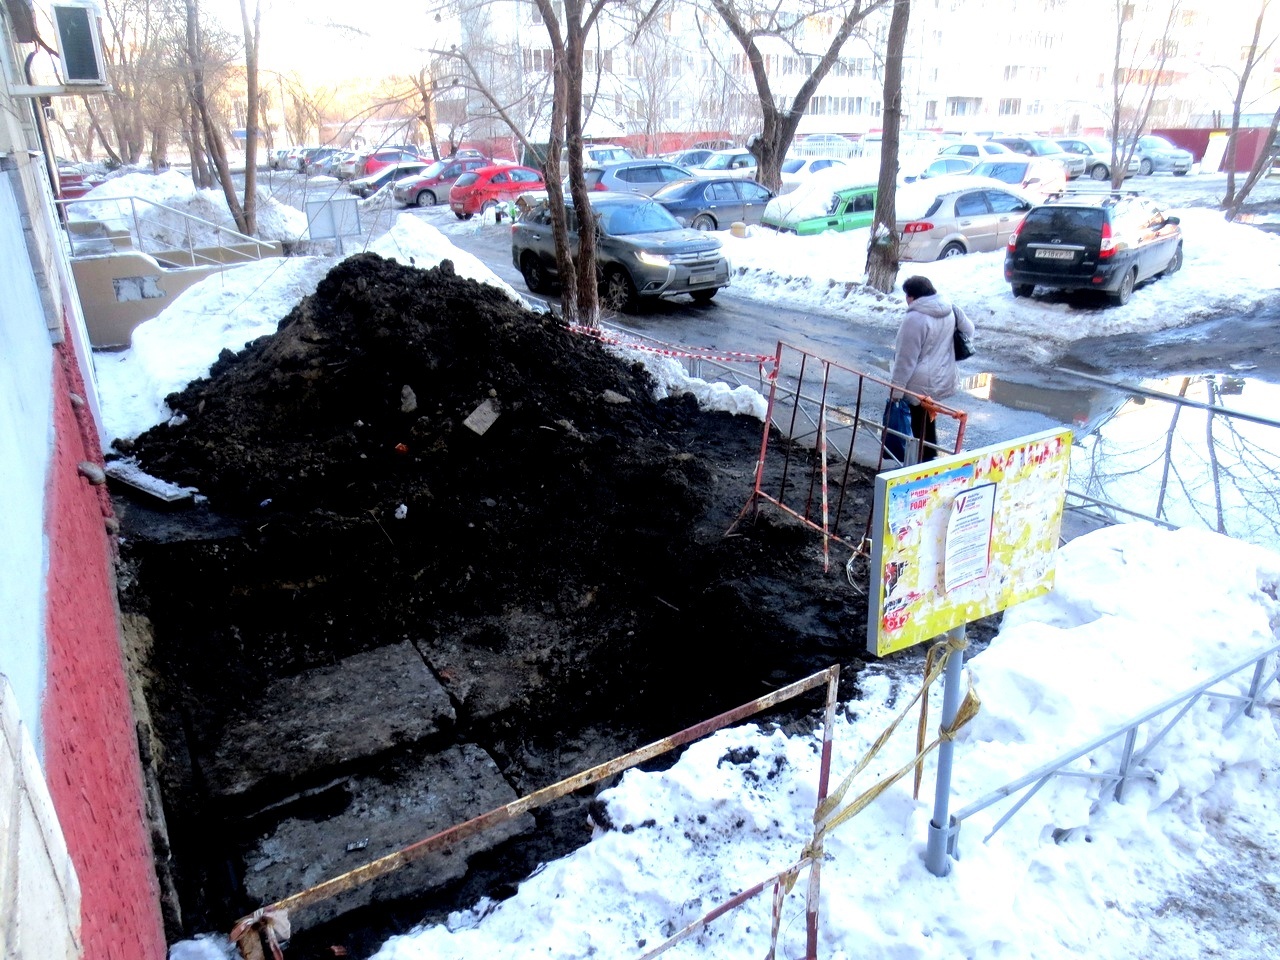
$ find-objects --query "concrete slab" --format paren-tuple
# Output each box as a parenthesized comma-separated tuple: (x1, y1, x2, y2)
(203, 642, 455, 802)
(241, 743, 533, 930)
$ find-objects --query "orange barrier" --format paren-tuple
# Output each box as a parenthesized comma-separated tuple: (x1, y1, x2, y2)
(731, 341, 968, 571)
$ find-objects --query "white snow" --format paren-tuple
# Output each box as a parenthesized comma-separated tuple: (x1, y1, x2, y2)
(102, 171, 1280, 960)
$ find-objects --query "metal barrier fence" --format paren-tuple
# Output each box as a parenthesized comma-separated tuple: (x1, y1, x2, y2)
(940, 641, 1280, 861)
(58, 195, 278, 267)
(1061, 370, 1280, 554)
(733, 341, 968, 569)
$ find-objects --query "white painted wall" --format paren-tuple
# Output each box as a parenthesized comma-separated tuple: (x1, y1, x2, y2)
(0, 675, 81, 958)
(0, 174, 54, 753)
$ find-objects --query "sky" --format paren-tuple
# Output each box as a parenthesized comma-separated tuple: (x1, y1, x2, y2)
(76, 170, 1280, 960)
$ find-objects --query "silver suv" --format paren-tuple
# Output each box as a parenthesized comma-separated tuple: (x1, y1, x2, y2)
(511, 193, 731, 310)
(582, 159, 695, 196)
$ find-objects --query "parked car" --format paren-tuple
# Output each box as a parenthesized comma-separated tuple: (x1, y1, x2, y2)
(779, 156, 848, 194)
(761, 173, 877, 234)
(336, 152, 369, 180)
(558, 143, 634, 177)
(652, 176, 775, 230)
(905, 156, 978, 182)
(450, 164, 546, 219)
(689, 148, 758, 179)
(1004, 191, 1183, 305)
(581, 159, 695, 196)
(1130, 134, 1194, 176)
(511, 192, 731, 309)
(1054, 137, 1139, 181)
(938, 141, 1014, 160)
(359, 147, 427, 179)
(392, 156, 492, 207)
(268, 148, 292, 170)
(315, 150, 358, 179)
(896, 177, 1033, 261)
(302, 147, 342, 176)
(968, 157, 1067, 197)
(988, 135, 1086, 179)
(661, 148, 714, 168)
(347, 160, 432, 199)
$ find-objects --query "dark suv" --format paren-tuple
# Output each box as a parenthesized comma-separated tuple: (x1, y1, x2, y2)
(1004, 191, 1182, 305)
(511, 192, 731, 309)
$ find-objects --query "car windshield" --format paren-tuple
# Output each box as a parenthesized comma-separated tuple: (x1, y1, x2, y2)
(1142, 136, 1175, 150)
(1023, 206, 1106, 244)
(1082, 139, 1114, 153)
(781, 159, 806, 173)
(972, 161, 1028, 184)
(455, 173, 479, 188)
(420, 161, 446, 178)
(597, 200, 682, 235)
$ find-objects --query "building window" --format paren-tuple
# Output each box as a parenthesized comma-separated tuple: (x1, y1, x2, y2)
(1003, 65, 1019, 81)
(999, 98, 1021, 116)
(925, 100, 937, 120)
(523, 49, 554, 73)
(946, 97, 981, 117)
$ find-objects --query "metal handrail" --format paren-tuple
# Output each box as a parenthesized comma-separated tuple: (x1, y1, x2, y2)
(58, 194, 278, 267)
(946, 641, 1280, 852)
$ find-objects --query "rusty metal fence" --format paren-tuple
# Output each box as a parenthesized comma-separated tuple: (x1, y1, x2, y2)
(734, 341, 968, 569)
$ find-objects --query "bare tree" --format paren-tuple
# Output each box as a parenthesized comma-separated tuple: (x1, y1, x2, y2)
(865, 0, 908, 293)
(238, 0, 261, 235)
(1105, 0, 1182, 188)
(612, 23, 687, 155)
(1224, 104, 1280, 221)
(1220, 0, 1275, 207)
(706, 0, 890, 192)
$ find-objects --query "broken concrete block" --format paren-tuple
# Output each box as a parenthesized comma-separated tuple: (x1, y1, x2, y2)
(462, 398, 500, 435)
(241, 743, 533, 930)
(203, 642, 455, 802)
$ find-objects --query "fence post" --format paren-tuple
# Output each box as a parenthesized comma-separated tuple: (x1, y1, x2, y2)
(925, 625, 966, 877)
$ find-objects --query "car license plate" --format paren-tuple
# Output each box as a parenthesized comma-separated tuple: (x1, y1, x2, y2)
(1034, 248, 1074, 261)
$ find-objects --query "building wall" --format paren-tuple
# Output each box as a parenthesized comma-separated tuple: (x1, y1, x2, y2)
(2, 3, 167, 957)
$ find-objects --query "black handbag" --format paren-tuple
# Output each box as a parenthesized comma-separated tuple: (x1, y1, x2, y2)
(953, 310, 974, 361)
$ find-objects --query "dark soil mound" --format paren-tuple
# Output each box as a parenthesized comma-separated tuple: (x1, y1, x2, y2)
(114, 254, 877, 954)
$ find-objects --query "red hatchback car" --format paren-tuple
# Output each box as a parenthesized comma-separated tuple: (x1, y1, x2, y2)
(359, 147, 426, 179)
(449, 165, 545, 219)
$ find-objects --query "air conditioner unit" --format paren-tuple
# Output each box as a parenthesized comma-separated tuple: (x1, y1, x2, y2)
(51, 4, 107, 85)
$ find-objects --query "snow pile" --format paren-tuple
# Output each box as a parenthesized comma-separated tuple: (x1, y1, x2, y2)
(69, 170, 310, 245)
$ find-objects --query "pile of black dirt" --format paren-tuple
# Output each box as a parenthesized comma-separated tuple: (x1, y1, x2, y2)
(114, 254, 876, 949)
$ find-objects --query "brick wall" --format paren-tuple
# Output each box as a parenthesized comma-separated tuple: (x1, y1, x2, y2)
(39, 335, 167, 960)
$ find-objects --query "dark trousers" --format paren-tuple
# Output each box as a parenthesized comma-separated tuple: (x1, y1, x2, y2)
(910, 402, 938, 461)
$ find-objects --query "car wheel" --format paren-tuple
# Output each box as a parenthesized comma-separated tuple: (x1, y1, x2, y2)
(938, 242, 966, 260)
(520, 253, 547, 293)
(455, 212, 470, 220)
(1158, 243, 1183, 278)
(1111, 268, 1137, 306)
(1011, 283, 1034, 298)
(1089, 164, 1109, 181)
(1173, 170, 1188, 177)
(602, 266, 637, 311)
(1139, 158, 1154, 176)
(691, 288, 718, 304)
(691, 214, 716, 231)
(415, 190, 437, 207)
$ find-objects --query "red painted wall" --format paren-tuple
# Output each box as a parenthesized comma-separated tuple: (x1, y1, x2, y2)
(1153, 127, 1273, 172)
(41, 333, 166, 959)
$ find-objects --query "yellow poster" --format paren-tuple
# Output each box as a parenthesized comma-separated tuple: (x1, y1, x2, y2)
(867, 429, 1072, 656)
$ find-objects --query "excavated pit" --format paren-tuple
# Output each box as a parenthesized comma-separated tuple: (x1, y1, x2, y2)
(113, 253, 916, 957)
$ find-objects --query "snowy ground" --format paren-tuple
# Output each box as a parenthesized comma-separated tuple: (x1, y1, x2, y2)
(92, 168, 1280, 960)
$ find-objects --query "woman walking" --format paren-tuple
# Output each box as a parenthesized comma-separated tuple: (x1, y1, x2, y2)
(890, 275, 974, 461)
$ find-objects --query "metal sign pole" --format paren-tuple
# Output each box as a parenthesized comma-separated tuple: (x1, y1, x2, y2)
(925, 624, 966, 877)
